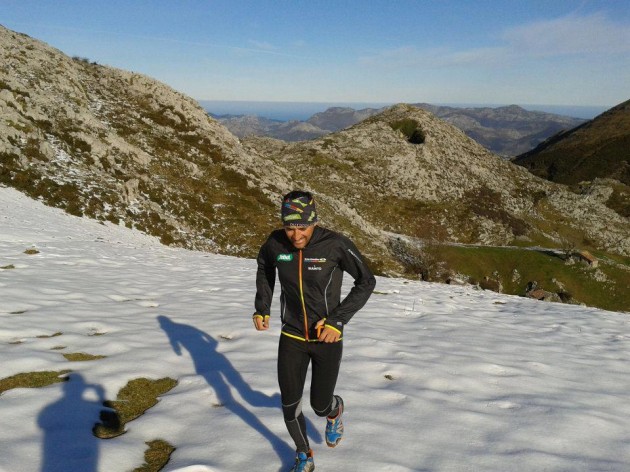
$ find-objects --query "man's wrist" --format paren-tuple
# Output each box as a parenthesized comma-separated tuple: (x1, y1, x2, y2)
(324, 324, 342, 335)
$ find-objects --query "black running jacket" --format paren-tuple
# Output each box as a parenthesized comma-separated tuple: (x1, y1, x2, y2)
(255, 226, 376, 341)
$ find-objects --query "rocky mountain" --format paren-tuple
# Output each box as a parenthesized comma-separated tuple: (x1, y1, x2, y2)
(0, 25, 290, 255)
(242, 106, 629, 259)
(210, 106, 387, 142)
(211, 103, 584, 157)
(412, 103, 586, 157)
(1, 26, 628, 310)
(305, 106, 386, 131)
(210, 114, 330, 141)
(513, 99, 630, 218)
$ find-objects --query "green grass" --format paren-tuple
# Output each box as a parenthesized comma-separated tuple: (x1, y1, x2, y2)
(309, 152, 353, 173)
(36, 332, 63, 338)
(0, 370, 71, 394)
(132, 440, 176, 472)
(63, 352, 107, 361)
(427, 245, 630, 312)
(93, 377, 178, 439)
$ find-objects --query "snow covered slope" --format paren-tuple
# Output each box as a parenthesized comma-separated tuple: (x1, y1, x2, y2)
(1, 186, 629, 472)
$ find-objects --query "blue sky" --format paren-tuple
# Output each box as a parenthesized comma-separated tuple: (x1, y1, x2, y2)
(2, 0, 629, 108)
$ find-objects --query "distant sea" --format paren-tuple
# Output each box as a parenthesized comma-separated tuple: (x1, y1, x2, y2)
(198, 100, 608, 121)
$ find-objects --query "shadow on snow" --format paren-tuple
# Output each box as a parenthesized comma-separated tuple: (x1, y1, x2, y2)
(38, 373, 105, 472)
(158, 315, 321, 470)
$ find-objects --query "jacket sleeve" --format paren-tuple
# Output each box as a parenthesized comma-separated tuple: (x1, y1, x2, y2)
(326, 237, 376, 331)
(254, 239, 276, 316)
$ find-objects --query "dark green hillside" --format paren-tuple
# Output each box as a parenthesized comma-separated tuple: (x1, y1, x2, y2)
(513, 99, 630, 186)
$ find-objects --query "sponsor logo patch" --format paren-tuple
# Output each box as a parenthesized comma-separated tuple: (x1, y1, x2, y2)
(304, 258, 327, 263)
(277, 253, 294, 262)
(307, 266, 322, 271)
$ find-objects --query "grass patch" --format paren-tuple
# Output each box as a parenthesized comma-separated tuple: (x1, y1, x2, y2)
(605, 183, 630, 218)
(132, 439, 176, 472)
(63, 352, 107, 361)
(24, 248, 39, 255)
(93, 377, 178, 439)
(464, 186, 529, 237)
(0, 370, 71, 395)
(357, 196, 451, 241)
(428, 245, 630, 312)
(37, 332, 63, 338)
(1, 264, 16, 270)
(309, 152, 353, 173)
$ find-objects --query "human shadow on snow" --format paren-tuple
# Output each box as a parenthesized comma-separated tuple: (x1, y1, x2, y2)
(37, 373, 105, 472)
(158, 315, 321, 471)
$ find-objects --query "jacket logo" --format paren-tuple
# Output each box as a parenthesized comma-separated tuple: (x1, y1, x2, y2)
(304, 258, 326, 263)
(277, 253, 294, 262)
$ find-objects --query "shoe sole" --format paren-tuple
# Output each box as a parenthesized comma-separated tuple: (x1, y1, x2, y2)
(326, 437, 342, 448)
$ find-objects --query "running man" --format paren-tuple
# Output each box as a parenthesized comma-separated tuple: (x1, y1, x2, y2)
(253, 190, 376, 471)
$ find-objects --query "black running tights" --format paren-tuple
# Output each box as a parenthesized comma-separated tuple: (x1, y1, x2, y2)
(277, 335, 343, 452)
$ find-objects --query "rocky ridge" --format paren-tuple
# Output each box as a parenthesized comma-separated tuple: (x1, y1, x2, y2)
(413, 103, 586, 157)
(0, 25, 291, 255)
(213, 103, 585, 157)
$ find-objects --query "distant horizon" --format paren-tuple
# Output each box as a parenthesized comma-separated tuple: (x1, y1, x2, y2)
(4, 2, 628, 109)
(199, 99, 609, 121)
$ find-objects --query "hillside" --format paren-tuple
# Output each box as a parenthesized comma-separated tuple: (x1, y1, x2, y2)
(244, 105, 629, 254)
(513, 99, 630, 218)
(0, 25, 285, 255)
(212, 103, 585, 157)
(209, 106, 386, 142)
(1, 25, 629, 310)
(243, 106, 630, 311)
(514, 99, 630, 185)
(1, 185, 630, 472)
(210, 113, 330, 141)
(413, 103, 586, 157)
(306, 106, 387, 131)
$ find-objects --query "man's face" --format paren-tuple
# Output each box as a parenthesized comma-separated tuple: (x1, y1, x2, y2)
(284, 225, 316, 249)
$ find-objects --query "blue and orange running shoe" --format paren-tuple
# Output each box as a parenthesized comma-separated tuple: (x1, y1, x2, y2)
(291, 449, 314, 472)
(325, 395, 344, 447)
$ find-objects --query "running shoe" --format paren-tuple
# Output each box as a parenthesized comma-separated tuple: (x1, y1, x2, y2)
(291, 450, 314, 472)
(325, 395, 344, 447)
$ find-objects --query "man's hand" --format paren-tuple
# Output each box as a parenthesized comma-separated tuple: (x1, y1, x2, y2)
(253, 314, 270, 331)
(315, 318, 341, 343)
